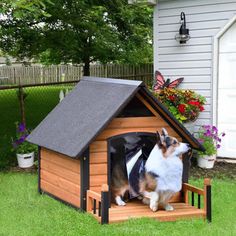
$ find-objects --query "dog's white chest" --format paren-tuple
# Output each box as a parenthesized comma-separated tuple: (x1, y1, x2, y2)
(145, 145, 183, 192)
(157, 158, 183, 192)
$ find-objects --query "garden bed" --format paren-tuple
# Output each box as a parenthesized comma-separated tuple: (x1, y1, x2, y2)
(190, 160, 236, 179)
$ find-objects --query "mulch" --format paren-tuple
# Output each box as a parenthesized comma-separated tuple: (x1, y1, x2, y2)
(9, 165, 37, 173)
(190, 160, 236, 180)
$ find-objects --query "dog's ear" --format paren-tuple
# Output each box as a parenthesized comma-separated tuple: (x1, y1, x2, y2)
(162, 128, 168, 137)
(156, 131, 163, 148)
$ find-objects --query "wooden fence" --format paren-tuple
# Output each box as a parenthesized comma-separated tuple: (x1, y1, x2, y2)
(0, 64, 153, 86)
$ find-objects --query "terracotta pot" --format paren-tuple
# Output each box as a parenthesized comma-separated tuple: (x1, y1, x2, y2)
(17, 152, 34, 168)
(197, 155, 216, 169)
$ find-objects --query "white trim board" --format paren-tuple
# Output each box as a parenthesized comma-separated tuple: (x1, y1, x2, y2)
(212, 15, 236, 126)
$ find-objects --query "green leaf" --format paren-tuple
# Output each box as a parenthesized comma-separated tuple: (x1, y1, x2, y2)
(180, 115, 187, 121)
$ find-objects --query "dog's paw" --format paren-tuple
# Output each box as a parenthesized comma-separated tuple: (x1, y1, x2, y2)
(149, 192, 159, 212)
(164, 204, 174, 211)
(150, 202, 158, 212)
(118, 201, 126, 206)
(115, 196, 126, 206)
(142, 197, 150, 205)
(137, 195, 143, 200)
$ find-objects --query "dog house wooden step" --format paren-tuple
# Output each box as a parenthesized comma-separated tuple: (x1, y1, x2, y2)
(109, 201, 205, 223)
(88, 201, 205, 224)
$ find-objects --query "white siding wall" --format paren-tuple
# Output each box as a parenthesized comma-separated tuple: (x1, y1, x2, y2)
(154, 0, 236, 129)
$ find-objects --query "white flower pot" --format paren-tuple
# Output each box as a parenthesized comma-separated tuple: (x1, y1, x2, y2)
(17, 152, 34, 168)
(197, 155, 216, 169)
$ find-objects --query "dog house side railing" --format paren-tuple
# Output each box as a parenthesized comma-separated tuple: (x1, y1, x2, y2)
(182, 178, 211, 222)
(87, 184, 109, 224)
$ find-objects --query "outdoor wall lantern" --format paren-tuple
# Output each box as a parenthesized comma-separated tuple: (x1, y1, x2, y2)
(175, 12, 190, 44)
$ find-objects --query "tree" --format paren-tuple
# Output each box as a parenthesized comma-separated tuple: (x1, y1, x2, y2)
(0, 0, 153, 75)
(0, 0, 51, 19)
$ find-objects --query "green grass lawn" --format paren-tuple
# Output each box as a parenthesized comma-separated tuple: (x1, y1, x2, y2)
(0, 86, 73, 169)
(0, 173, 235, 236)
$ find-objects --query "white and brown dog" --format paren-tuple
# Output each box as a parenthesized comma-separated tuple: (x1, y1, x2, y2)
(140, 128, 190, 211)
(111, 128, 190, 211)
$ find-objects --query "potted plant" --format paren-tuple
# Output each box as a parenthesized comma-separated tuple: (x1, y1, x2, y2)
(12, 122, 37, 168)
(195, 125, 225, 169)
(154, 88, 206, 133)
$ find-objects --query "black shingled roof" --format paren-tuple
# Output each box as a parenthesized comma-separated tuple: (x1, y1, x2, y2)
(27, 77, 204, 158)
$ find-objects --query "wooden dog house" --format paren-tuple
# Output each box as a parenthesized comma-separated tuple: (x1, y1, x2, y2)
(27, 77, 211, 224)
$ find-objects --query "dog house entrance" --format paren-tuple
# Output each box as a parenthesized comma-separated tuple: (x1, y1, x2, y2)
(87, 132, 209, 223)
(108, 132, 157, 201)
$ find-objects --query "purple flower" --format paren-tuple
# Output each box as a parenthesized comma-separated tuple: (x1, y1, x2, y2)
(217, 144, 221, 149)
(19, 135, 27, 143)
(203, 125, 211, 130)
(222, 132, 226, 137)
(204, 130, 211, 137)
(212, 126, 218, 132)
(18, 123, 26, 132)
(14, 135, 27, 146)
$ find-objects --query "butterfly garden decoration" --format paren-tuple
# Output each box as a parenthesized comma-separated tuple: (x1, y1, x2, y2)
(153, 71, 184, 91)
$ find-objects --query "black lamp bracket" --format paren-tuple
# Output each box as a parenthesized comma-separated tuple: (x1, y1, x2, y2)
(180, 12, 186, 28)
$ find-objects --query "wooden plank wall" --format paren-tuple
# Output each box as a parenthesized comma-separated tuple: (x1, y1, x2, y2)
(97, 116, 180, 141)
(89, 141, 108, 193)
(89, 114, 181, 194)
(40, 148, 81, 208)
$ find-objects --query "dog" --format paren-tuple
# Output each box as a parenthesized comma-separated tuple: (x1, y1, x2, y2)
(111, 128, 190, 212)
(139, 128, 190, 211)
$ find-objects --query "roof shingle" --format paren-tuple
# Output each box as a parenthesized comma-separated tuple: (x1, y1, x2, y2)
(27, 77, 142, 157)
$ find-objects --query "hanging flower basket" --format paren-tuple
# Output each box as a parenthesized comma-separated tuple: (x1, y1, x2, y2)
(153, 88, 206, 124)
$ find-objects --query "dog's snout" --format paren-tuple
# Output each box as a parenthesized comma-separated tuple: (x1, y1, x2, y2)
(178, 143, 191, 154)
(185, 143, 191, 150)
